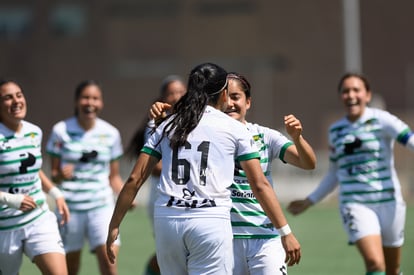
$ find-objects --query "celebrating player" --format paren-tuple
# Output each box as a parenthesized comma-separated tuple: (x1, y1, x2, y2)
(288, 73, 414, 275)
(0, 79, 69, 275)
(226, 72, 315, 275)
(46, 80, 124, 275)
(107, 62, 301, 275)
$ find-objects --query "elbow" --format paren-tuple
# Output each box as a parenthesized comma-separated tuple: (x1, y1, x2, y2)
(299, 162, 316, 170)
(303, 157, 317, 170)
(306, 162, 317, 170)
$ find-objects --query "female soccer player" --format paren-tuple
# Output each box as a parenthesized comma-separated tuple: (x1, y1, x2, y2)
(46, 80, 124, 275)
(107, 62, 301, 275)
(0, 79, 69, 275)
(226, 72, 316, 275)
(288, 73, 414, 275)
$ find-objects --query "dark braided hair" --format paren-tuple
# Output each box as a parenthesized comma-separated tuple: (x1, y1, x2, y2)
(160, 63, 228, 149)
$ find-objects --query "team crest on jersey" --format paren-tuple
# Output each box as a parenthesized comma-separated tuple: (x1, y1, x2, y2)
(252, 134, 264, 149)
(30, 132, 41, 147)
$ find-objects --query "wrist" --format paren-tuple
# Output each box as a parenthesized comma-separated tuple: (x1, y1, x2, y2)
(48, 186, 64, 200)
(0, 192, 24, 209)
(277, 224, 292, 237)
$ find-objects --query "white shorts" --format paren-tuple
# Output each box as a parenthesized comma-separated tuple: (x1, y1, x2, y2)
(0, 211, 64, 275)
(339, 201, 406, 246)
(59, 206, 120, 253)
(154, 216, 233, 275)
(233, 238, 287, 275)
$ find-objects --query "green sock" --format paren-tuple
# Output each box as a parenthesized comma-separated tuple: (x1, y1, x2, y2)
(365, 272, 385, 275)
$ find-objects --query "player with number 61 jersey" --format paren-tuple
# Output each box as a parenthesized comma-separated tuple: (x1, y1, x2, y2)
(142, 105, 259, 219)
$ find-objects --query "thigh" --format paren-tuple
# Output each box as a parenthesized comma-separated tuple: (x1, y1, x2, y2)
(0, 229, 24, 275)
(33, 252, 67, 275)
(340, 203, 380, 244)
(379, 201, 406, 247)
(87, 206, 120, 251)
(248, 238, 287, 275)
(154, 217, 187, 275)
(186, 217, 233, 275)
(25, 211, 65, 260)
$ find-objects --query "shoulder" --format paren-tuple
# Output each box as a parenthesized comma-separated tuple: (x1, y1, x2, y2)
(96, 118, 121, 135)
(52, 117, 74, 130)
(21, 120, 42, 134)
(368, 107, 395, 120)
(328, 117, 348, 133)
(247, 122, 283, 135)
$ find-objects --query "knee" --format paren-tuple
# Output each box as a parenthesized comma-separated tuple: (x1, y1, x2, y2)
(365, 257, 385, 273)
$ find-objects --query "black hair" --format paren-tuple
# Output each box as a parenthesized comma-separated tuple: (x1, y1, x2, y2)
(227, 72, 251, 98)
(337, 73, 371, 93)
(160, 75, 184, 97)
(125, 75, 185, 159)
(160, 62, 228, 149)
(74, 80, 101, 116)
(0, 78, 17, 88)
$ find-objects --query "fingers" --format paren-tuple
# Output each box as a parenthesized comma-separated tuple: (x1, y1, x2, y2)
(61, 164, 74, 179)
(287, 199, 311, 215)
(20, 196, 37, 211)
(106, 228, 119, 264)
(56, 198, 70, 225)
(285, 247, 301, 266)
(284, 114, 303, 138)
(149, 102, 172, 120)
(282, 234, 301, 266)
(107, 244, 116, 264)
(287, 202, 303, 215)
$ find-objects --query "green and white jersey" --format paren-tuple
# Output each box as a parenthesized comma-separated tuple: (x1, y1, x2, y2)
(46, 117, 123, 212)
(142, 106, 260, 219)
(229, 122, 293, 239)
(0, 121, 48, 231)
(326, 107, 410, 205)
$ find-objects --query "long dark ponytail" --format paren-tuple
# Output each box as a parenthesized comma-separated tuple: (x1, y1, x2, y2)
(160, 63, 228, 149)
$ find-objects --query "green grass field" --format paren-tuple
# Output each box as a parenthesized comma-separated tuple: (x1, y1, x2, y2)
(20, 204, 413, 274)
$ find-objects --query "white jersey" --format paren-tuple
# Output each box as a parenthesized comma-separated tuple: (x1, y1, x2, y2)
(326, 107, 410, 204)
(0, 121, 48, 231)
(229, 122, 293, 238)
(46, 117, 123, 212)
(142, 106, 260, 219)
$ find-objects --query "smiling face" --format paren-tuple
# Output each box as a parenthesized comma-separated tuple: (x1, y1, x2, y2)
(0, 81, 27, 131)
(339, 76, 372, 122)
(75, 84, 103, 121)
(225, 78, 251, 123)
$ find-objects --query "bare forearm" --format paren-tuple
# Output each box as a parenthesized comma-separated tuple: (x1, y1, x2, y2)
(110, 179, 140, 228)
(109, 153, 156, 228)
(292, 135, 316, 170)
(252, 183, 288, 228)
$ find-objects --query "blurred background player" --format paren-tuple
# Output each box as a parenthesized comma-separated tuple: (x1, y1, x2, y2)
(46, 80, 124, 275)
(287, 73, 414, 275)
